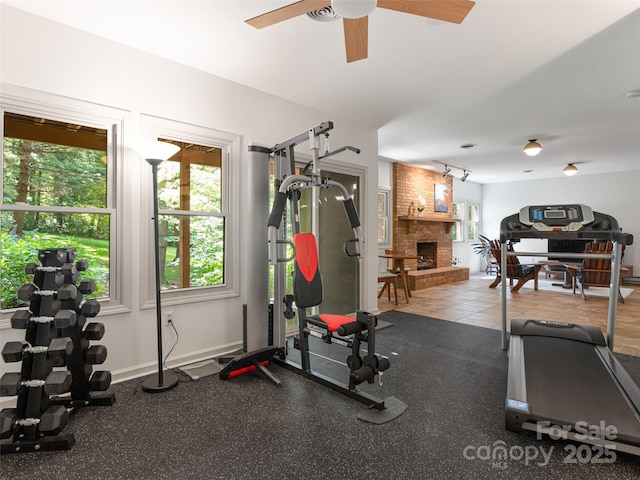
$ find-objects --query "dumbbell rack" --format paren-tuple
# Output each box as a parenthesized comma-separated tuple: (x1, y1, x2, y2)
(1, 248, 115, 453)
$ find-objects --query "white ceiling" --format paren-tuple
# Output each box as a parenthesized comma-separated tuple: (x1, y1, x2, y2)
(6, 0, 640, 184)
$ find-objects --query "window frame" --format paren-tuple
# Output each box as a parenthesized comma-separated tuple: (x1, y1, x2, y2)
(451, 201, 465, 243)
(139, 115, 240, 308)
(467, 202, 480, 242)
(377, 187, 392, 248)
(1, 85, 128, 323)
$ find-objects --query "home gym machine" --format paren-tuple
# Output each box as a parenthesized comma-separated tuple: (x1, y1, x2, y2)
(500, 204, 640, 455)
(219, 121, 405, 422)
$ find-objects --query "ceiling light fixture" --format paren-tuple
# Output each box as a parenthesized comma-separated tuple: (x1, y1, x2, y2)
(563, 164, 578, 176)
(523, 139, 543, 156)
(442, 165, 451, 177)
(331, 0, 377, 19)
(461, 170, 470, 182)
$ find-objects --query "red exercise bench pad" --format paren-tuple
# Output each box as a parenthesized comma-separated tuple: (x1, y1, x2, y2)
(293, 233, 323, 308)
(316, 314, 357, 332)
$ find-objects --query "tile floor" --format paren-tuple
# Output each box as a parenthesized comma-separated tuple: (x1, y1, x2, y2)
(378, 272, 640, 357)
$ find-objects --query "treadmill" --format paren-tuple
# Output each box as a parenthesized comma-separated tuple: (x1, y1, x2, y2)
(501, 204, 640, 455)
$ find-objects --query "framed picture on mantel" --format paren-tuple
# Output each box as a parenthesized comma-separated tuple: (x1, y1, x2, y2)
(434, 184, 449, 212)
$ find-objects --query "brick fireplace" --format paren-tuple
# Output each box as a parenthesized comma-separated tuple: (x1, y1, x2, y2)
(391, 162, 468, 289)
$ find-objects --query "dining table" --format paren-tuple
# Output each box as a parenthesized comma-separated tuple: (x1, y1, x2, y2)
(378, 253, 422, 304)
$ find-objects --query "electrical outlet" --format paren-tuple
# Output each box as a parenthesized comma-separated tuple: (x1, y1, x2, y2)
(166, 311, 174, 326)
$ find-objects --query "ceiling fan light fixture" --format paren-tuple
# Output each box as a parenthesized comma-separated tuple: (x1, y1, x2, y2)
(331, 0, 377, 19)
(563, 164, 578, 176)
(523, 139, 542, 156)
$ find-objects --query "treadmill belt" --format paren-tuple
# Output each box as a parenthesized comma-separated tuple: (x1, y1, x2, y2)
(524, 336, 640, 445)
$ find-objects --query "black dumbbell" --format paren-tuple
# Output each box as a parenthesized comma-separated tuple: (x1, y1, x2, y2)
(78, 279, 96, 294)
(85, 345, 107, 364)
(10, 310, 32, 329)
(60, 263, 77, 276)
(38, 248, 76, 267)
(83, 322, 105, 340)
(0, 373, 22, 396)
(1, 341, 29, 363)
(57, 284, 78, 300)
(38, 405, 69, 435)
(1, 337, 73, 363)
(60, 263, 80, 284)
(48, 337, 74, 361)
(44, 371, 73, 395)
(0, 408, 18, 439)
(0, 371, 73, 396)
(54, 310, 77, 329)
(76, 259, 89, 271)
(81, 299, 101, 318)
(17, 284, 37, 303)
(25, 263, 39, 275)
(89, 371, 111, 391)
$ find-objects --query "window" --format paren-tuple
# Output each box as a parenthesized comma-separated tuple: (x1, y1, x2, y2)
(377, 187, 391, 247)
(467, 203, 479, 241)
(140, 116, 239, 303)
(156, 139, 224, 289)
(451, 201, 464, 242)
(1, 107, 117, 310)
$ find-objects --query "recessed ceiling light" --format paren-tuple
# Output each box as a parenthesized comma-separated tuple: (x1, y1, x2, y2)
(625, 89, 640, 99)
(460, 143, 476, 149)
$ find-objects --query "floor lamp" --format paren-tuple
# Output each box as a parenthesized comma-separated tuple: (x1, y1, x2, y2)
(138, 140, 181, 393)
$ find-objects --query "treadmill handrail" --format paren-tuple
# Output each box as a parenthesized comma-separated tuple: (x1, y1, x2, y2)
(504, 251, 613, 260)
(499, 210, 633, 245)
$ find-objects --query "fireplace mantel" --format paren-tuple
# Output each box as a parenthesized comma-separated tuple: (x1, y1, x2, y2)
(397, 215, 455, 234)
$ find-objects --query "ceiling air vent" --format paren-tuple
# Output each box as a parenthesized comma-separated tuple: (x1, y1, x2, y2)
(307, 7, 340, 22)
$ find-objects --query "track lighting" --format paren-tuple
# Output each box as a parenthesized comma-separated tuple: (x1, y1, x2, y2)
(523, 139, 543, 156)
(434, 161, 470, 181)
(563, 164, 578, 176)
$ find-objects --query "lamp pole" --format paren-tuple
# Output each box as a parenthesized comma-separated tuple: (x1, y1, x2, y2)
(141, 144, 180, 392)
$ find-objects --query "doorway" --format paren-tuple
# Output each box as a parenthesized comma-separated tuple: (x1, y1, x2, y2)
(299, 168, 361, 315)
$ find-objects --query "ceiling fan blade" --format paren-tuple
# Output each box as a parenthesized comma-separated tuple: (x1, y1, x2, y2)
(344, 17, 369, 63)
(246, 0, 331, 29)
(378, 0, 475, 24)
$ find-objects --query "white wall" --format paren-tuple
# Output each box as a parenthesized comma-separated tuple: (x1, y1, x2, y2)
(0, 6, 379, 387)
(378, 157, 393, 189)
(482, 172, 640, 271)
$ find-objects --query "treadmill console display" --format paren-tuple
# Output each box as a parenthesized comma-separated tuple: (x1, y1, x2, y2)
(519, 204, 594, 232)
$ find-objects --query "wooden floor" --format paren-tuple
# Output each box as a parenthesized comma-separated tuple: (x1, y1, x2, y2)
(378, 272, 640, 357)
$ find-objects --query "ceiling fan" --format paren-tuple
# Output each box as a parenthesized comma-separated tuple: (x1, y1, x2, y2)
(246, 0, 476, 63)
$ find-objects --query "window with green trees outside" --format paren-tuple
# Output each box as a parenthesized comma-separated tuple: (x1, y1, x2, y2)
(1, 111, 111, 309)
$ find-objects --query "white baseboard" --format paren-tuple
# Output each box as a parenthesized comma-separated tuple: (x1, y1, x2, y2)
(0, 341, 243, 410)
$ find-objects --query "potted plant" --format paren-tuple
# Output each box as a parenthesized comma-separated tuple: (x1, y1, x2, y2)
(471, 234, 498, 274)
